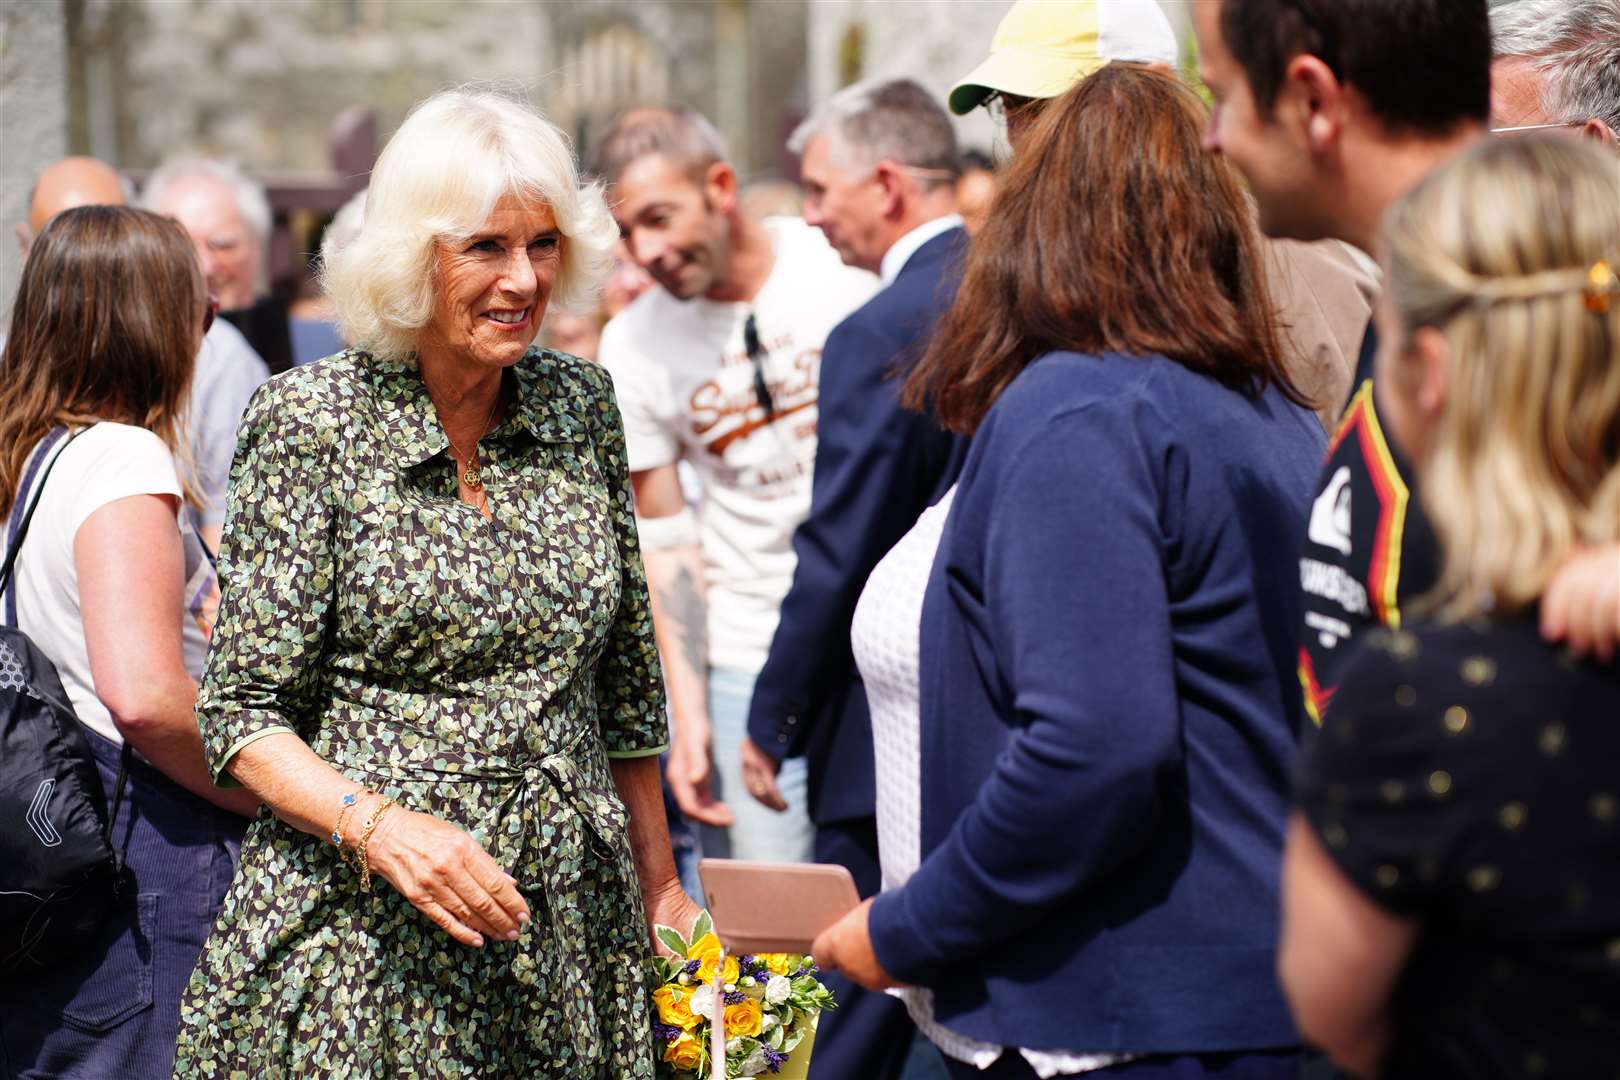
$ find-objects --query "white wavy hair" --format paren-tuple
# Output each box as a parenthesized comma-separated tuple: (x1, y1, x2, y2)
(325, 88, 618, 361)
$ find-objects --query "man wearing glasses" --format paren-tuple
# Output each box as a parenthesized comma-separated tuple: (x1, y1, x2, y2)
(1491, 0, 1619, 149)
(591, 107, 876, 869)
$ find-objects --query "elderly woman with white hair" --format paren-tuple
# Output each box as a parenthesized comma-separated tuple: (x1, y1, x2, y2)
(171, 88, 698, 1077)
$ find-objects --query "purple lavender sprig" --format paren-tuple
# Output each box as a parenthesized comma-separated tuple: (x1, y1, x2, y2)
(762, 1047, 788, 1073)
(653, 1023, 683, 1042)
(723, 990, 746, 1005)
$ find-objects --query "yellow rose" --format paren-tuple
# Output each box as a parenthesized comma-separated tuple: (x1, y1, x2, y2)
(690, 933, 740, 985)
(724, 997, 764, 1038)
(653, 984, 700, 1030)
(755, 953, 796, 976)
(663, 1032, 704, 1071)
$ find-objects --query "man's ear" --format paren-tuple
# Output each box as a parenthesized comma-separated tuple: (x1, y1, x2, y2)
(870, 161, 908, 220)
(703, 161, 739, 215)
(1410, 325, 1452, 422)
(1580, 117, 1617, 149)
(1283, 53, 1346, 155)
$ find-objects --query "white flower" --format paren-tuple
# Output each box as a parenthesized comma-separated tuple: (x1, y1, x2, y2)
(759, 1014, 778, 1032)
(765, 974, 792, 1007)
(735, 1044, 769, 1076)
(677, 972, 691, 985)
(724, 982, 737, 994)
(689, 983, 717, 1019)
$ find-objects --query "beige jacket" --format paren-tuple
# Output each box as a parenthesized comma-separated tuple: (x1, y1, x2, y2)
(1263, 238, 1381, 430)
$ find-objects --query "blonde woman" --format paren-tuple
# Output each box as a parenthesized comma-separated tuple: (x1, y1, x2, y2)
(1280, 136, 1620, 1079)
(172, 89, 697, 1077)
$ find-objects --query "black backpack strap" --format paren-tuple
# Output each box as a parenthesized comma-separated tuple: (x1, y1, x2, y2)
(2, 426, 78, 625)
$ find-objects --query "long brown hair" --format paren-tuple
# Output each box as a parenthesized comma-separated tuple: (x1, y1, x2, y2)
(0, 205, 206, 516)
(904, 63, 1307, 434)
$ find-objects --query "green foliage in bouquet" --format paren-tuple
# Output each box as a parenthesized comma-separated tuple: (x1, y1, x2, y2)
(648, 910, 837, 1079)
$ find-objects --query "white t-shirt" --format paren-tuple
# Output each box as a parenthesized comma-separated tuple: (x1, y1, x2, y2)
(3, 424, 218, 746)
(599, 217, 878, 671)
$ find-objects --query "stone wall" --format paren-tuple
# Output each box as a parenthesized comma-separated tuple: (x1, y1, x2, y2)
(1, 0, 69, 330)
(100, 0, 551, 174)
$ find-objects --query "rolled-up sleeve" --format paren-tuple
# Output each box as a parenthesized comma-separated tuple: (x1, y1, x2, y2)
(583, 366, 670, 758)
(196, 380, 338, 785)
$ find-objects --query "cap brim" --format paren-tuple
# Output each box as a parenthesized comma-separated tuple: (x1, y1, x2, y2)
(948, 47, 1109, 115)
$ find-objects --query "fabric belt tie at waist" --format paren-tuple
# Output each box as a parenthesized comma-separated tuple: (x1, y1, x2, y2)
(332, 736, 623, 1067)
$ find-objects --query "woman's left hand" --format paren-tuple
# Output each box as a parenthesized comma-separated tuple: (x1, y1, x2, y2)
(812, 898, 900, 991)
(644, 881, 706, 957)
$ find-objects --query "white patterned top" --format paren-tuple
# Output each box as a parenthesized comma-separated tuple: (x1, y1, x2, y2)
(850, 486, 1127, 1077)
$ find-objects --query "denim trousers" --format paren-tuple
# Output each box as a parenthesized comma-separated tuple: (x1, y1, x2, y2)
(697, 667, 815, 864)
(0, 730, 246, 1080)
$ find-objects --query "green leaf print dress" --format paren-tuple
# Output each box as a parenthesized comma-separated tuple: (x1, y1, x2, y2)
(172, 348, 669, 1078)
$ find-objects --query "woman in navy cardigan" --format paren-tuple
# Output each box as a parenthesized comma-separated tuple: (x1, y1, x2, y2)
(813, 66, 1326, 1077)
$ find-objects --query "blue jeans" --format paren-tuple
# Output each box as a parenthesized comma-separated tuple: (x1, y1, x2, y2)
(698, 667, 815, 864)
(0, 730, 246, 1079)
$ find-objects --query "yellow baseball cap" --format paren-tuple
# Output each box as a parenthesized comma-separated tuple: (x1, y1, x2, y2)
(948, 0, 1180, 115)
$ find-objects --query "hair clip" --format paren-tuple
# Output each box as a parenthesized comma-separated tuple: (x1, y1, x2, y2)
(1584, 259, 1616, 315)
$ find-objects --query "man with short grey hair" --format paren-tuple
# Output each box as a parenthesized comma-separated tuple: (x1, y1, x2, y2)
(744, 76, 971, 1080)
(1491, 0, 1620, 146)
(784, 77, 959, 271)
(144, 157, 293, 372)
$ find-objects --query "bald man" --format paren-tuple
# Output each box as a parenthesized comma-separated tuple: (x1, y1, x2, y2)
(10, 155, 271, 550)
(15, 156, 128, 256)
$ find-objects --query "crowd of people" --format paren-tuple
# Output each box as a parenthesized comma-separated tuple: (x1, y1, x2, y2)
(0, 0, 1616, 1077)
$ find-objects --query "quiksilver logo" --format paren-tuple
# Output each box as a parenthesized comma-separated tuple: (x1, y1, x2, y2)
(1309, 466, 1354, 557)
(26, 779, 63, 847)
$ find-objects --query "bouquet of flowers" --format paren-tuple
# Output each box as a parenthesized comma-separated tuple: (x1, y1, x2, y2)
(648, 911, 837, 1079)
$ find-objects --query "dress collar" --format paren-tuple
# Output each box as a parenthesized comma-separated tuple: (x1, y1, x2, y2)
(361, 346, 590, 467)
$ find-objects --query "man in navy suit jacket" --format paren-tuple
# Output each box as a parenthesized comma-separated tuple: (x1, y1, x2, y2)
(742, 79, 971, 1078)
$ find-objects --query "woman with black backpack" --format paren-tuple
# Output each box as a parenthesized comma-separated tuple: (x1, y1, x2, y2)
(0, 205, 258, 1077)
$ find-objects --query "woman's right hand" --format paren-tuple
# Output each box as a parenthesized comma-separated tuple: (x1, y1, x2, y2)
(362, 803, 531, 948)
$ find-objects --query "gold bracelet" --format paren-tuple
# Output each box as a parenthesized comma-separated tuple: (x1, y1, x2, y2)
(354, 796, 396, 892)
(329, 788, 367, 849)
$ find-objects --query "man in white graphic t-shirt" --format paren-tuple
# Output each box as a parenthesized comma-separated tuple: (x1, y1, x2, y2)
(592, 107, 878, 865)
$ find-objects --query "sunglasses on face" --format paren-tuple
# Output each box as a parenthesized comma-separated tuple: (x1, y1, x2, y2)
(981, 90, 1036, 123)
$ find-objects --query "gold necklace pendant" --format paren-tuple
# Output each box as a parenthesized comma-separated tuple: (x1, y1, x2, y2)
(462, 461, 484, 491)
